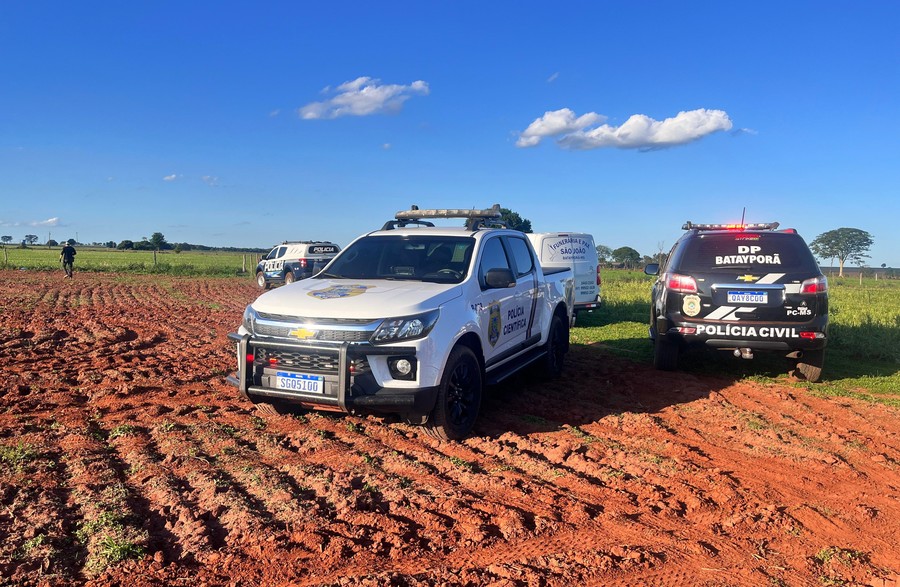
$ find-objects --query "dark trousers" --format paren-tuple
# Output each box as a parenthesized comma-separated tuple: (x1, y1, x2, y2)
(63, 261, 74, 277)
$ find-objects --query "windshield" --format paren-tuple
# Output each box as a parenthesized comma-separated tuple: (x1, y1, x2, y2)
(319, 235, 475, 283)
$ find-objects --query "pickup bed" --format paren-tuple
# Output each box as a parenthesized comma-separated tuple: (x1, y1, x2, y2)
(228, 205, 574, 439)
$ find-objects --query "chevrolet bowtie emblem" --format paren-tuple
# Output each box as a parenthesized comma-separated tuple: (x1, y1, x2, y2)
(288, 327, 317, 340)
(737, 274, 759, 282)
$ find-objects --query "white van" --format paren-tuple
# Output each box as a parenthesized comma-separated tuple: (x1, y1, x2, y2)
(527, 232, 601, 319)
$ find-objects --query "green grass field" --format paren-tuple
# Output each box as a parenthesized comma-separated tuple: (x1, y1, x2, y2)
(0, 246, 256, 277)
(573, 270, 900, 406)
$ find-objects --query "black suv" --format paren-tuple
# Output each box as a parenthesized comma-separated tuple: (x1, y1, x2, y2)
(644, 222, 828, 381)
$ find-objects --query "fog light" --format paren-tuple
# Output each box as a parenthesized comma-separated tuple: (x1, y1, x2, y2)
(395, 359, 412, 375)
(388, 356, 417, 380)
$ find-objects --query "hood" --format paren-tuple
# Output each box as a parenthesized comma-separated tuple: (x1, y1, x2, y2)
(251, 278, 463, 319)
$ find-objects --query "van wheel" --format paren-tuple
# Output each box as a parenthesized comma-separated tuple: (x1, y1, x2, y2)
(540, 314, 568, 379)
(653, 336, 679, 371)
(425, 346, 482, 441)
(795, 349, 824, 382)
(284, 272, 295, 285)
(256, 272, 269, 290)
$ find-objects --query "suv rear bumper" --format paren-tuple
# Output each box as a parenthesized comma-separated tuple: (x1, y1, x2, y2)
(226, 333, 439, 417)
(656, 316, 828, 352)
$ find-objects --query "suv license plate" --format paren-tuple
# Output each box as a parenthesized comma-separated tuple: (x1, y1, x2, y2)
(275, 371, 324, 393)
(727, 291, 767, 304)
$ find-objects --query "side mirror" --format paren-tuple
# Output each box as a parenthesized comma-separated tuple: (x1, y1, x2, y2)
(644, 263, 660, 276)
(484, 268, 515, 289)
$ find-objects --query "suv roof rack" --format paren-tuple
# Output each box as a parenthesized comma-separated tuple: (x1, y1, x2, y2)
(383, 204, 506, 231)
(682, 221, 780, 231)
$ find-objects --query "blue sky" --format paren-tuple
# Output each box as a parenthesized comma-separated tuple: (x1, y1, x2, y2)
(2, 2, 898, 266)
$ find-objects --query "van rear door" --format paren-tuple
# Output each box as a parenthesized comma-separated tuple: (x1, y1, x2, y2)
(528, 233, 600, 312)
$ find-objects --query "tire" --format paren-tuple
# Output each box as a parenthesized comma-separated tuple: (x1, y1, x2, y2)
(284, 271, 295, 285)
(653, 335, 679, 371)
(540, 314, 568, 379)
(795, 349, 824, 382)
(425, 346, 483, 441)
(256, 272, 270, 290)
(255, 400, 302, 415)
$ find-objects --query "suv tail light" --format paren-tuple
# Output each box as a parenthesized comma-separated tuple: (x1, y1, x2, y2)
(596, 265, 602, 286)
(800, 276, 828, 294)
(666, 273, 697, 293)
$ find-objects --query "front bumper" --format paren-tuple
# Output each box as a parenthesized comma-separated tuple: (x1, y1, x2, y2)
(226, 333, 438, 417)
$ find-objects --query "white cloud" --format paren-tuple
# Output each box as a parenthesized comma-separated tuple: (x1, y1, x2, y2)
(382, 143, 392, 150)
(163, 174, 180, 182)
(298, 77, 430, 120)
(1, 217, 61, 228)
(202, 175, 219, 187)
(732, 127, 758, 136)
(516, 108, 605, 148)
(517, 108, 733, 150)
(547, 72, 560, 83)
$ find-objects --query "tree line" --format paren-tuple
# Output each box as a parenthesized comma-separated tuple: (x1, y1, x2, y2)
(0, 232, 267, 254)
(2, 220, 884, 276)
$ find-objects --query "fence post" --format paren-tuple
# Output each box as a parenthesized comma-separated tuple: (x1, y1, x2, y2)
(153, 250, 157, 267)
(242, 255, 246, 273)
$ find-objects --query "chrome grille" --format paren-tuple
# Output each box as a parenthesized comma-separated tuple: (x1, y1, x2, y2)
(253, 322, 372, 342)
(252, 313, 378, 342)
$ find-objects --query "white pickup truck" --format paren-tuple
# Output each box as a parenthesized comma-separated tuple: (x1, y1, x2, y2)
(228, 205, 574, 440)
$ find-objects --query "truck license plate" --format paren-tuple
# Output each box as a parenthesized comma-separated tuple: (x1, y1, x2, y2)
(275, 371, 324, 393)
(727, 291, 767, 304)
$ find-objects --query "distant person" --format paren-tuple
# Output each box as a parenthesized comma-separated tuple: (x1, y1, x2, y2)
(60, 242, 76, 278)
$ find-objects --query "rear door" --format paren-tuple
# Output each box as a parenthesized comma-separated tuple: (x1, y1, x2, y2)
(535, 234, 598, 307)
(675, 232, 823, 323)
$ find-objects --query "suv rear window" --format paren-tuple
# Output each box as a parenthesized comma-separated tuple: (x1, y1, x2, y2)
(675, 233, 819, 273)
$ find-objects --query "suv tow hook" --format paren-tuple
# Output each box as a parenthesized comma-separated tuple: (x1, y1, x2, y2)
(734, 348, 754, 360)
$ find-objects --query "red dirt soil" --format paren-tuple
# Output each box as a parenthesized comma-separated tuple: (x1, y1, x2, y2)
(1, 270, 898, 587)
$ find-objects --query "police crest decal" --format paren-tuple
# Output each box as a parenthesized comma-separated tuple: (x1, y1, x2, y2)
(488, 303, 501, 347)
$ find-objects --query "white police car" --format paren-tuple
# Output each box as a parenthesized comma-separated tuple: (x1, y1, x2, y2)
(255, 241, 340, 289)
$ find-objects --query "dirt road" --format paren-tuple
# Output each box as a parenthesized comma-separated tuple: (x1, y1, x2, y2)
(1, 270, 897, 586)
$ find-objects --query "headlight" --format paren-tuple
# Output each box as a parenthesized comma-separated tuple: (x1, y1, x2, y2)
(372, 310, 439, 344)
(242, 305, 259, 334)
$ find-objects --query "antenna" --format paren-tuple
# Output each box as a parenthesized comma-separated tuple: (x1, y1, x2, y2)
(740, 207, 746, 226)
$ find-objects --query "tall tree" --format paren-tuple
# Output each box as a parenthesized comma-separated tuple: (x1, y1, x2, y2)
(24, 234, 38, 245)
(1, 236, 11, 245)
(612, 246, 641, 269)
(499, 208, 532, 232)
(809, 228, 874, 277)
(149, 232, 169, 250)
(595, 244, 613, 264)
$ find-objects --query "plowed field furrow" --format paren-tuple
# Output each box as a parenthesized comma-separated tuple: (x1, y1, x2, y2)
(1, 270, 897, 587)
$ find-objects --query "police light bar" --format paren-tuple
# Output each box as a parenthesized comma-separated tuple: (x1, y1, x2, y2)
(682, 221, 780, 231)
(395, 204, 502, 220)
